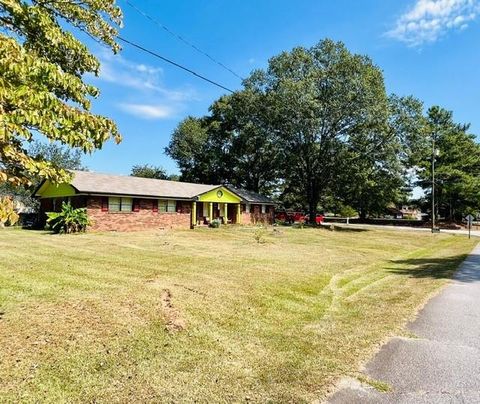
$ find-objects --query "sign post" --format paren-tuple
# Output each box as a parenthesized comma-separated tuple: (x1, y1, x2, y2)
(466, 214, 474, 239)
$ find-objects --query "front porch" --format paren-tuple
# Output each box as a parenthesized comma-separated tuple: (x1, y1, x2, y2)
(191, 186, 242, 227)
(193, 201, 241, 226)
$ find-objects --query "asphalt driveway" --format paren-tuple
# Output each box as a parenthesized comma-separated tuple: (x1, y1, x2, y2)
(328, 243, 480, 403)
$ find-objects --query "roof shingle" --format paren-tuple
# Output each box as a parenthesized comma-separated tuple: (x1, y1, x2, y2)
(69, 170, 218, 199)
(227, 186, 274, 204)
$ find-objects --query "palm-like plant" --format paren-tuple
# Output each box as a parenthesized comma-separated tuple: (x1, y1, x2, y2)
(46, 202, 90, 234)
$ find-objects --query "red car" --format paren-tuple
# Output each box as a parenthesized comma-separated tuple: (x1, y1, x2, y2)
(275, 211, 325, 225)
(303, 213, 325, 225)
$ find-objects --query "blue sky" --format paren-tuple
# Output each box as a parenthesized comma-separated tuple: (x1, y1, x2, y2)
(82, 0, 480, 176)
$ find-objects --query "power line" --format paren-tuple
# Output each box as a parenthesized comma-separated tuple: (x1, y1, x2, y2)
(123, 0, 244, 81)
(117, 36, 235, 93)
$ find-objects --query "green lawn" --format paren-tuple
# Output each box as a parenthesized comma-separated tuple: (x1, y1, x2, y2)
(0, 226, 475, 403)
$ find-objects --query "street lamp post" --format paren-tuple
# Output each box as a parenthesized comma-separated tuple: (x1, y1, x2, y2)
(432, 134, 435, 233)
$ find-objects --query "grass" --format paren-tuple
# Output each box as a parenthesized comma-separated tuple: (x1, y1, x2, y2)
(0, 226, 476, 403)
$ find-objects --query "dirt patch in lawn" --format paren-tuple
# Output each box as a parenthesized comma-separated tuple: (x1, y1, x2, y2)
(160, 289, 186, 332)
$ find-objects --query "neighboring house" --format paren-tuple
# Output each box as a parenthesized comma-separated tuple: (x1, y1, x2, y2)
(385, 205, 423, 220)
(400, 205, 423, 220)
(34, 171, 275, 231)
(13, 199, 36, 215)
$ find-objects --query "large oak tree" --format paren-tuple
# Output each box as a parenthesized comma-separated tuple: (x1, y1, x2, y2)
(247, 39, 392, 222)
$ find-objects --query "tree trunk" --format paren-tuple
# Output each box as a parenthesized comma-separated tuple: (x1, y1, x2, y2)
(359, 209, 367, 221)
(308, 189, 318, 226)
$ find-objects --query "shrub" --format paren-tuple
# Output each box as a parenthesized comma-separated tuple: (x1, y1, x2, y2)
(340, 205, 357, 225)
(339, 205, 357, 218)
(0, 196, 19, 227)
(209, 218, 221, 228)
(46, 202, 90, 234)
(254, 227, 267, 243)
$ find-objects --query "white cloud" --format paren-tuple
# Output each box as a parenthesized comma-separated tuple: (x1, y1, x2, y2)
(118, 103, 175, 120)
(89, 47, 200, 120)
(387, 0, 480, 46)
(94, 48, 197, 102)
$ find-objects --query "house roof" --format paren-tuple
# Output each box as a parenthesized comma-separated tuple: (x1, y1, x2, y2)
(66, 170, 219, 199)
(226, 186, 274, 204)
(36, 170, 275, 204)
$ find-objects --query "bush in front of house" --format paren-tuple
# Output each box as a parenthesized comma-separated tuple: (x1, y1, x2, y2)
(46, 202, 90, 234)
(209, 218, 221, 228)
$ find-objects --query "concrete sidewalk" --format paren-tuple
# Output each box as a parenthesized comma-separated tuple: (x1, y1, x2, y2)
(328, 243, 480, 403)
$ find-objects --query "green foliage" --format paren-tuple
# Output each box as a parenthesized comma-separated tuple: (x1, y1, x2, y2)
(29, 141, 84, 172)
(166, 117, 212, 183)
(46, 202, 90, 234)
(339, 205, 357, 218)
(167, 39, 400, 219)
(0, 196, 19, 227)
(131, 164, 168, 180)
(166, 39, 480, 223)
(166, 90, 280, 194)
(0, 0, 122, 186)
(333, 95, 426, 219)
(259, 40, 390, 223)
(0, 140, 85, 212)
(416, 107, 480, 221)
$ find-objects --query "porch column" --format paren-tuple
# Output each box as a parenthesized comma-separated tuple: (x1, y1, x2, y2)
(237, 204, 241, 224)
(209, 202, 213, 221)
(191, 201, 196, 227)
(224, 203, 228, 222)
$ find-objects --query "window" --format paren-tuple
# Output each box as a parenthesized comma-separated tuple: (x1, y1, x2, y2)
(108, 197, 133, 212)
(159, 200, 176, 213)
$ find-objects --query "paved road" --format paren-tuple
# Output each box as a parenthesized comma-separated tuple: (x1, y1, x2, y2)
(324, 222, 480, 238)
(328, 243, 480, 403)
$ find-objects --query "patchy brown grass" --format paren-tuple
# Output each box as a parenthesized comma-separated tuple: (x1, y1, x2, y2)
(0, 226, 475, 402)
(160, 289, 187, 332)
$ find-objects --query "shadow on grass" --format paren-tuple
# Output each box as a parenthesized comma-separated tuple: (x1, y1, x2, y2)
(328, 226, 369, 233)
(388, 253, 480, 283)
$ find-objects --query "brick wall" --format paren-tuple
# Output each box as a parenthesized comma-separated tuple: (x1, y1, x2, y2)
(241, 204, 274, 225)
(87, 197, 191, 232)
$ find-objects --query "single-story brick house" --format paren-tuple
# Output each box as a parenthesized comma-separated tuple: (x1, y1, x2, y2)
(35, 170, 275, 231)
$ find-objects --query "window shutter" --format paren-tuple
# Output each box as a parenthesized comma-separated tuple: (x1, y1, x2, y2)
(101, 197, 108, 212)
(152, 200, 158, 212)
(133, 199, 140, 212)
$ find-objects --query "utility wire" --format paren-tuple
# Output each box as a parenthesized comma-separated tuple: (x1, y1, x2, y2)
(123, 0, 244, 80)
(117, 36, 235, 93)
